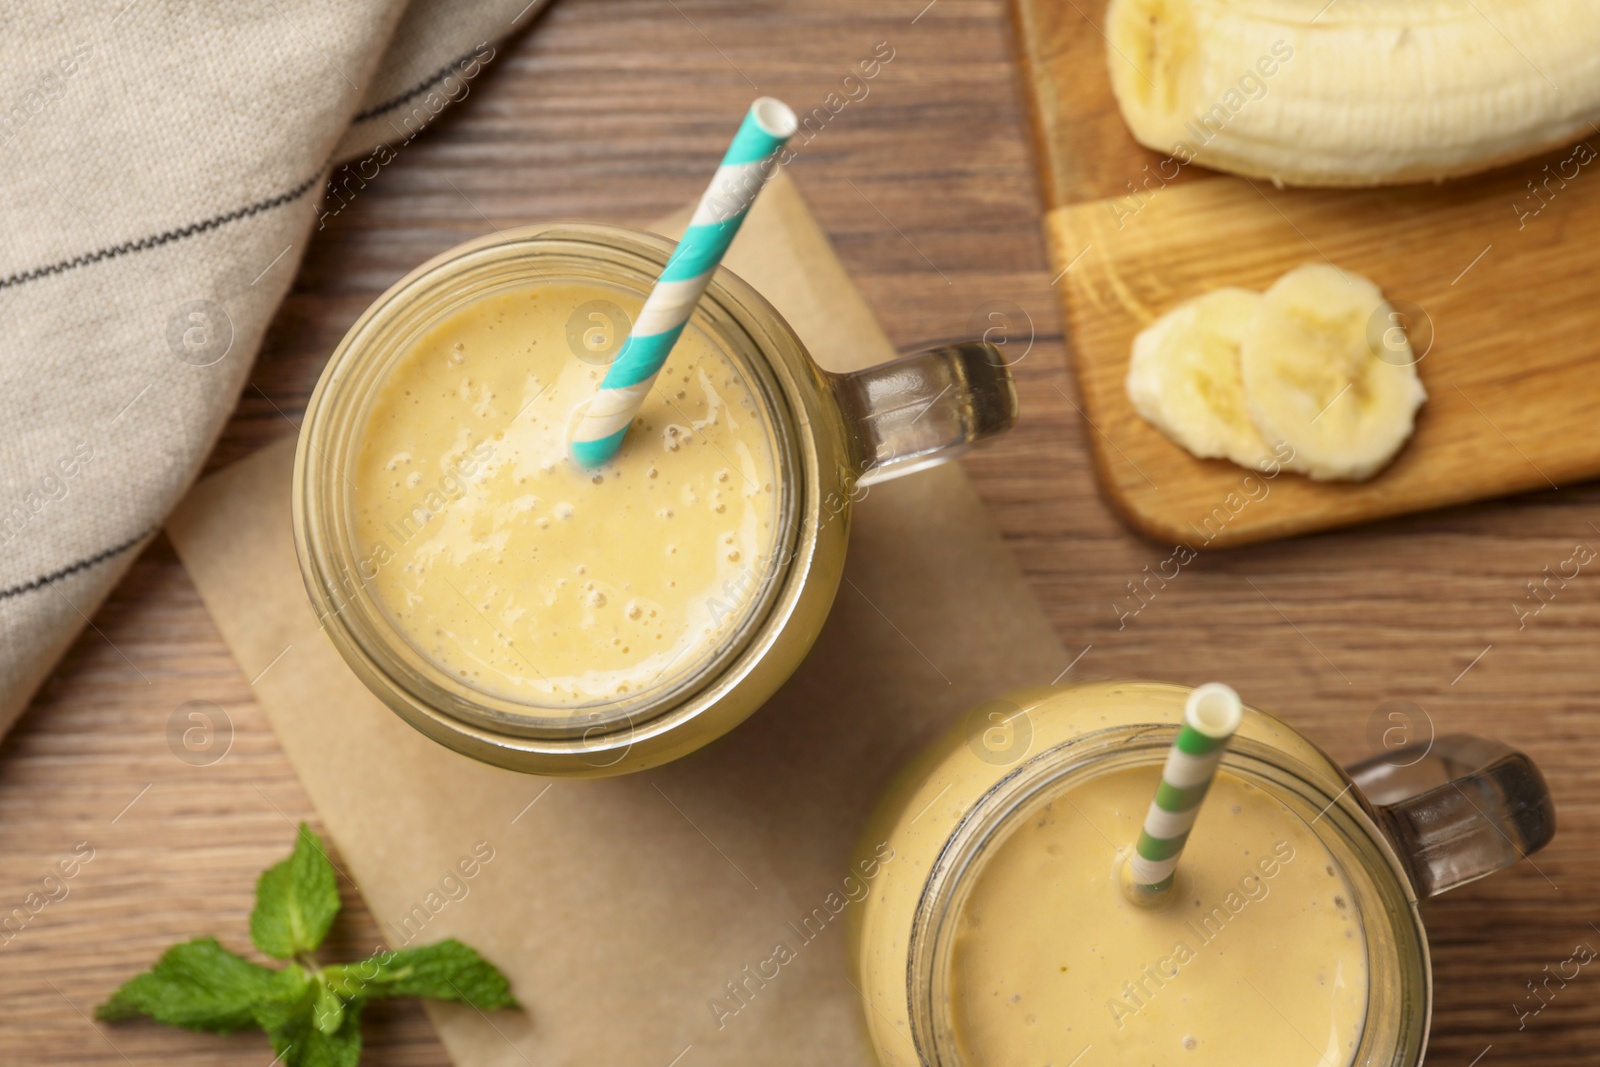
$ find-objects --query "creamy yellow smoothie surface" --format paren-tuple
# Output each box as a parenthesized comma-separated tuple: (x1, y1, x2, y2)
(350, 282, 781, 710)
(952, 767, 1367, 1065)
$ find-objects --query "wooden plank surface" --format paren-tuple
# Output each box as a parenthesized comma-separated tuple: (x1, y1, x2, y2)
(2, 1, 1598, 1065)
(1016, 0, 1600, 547)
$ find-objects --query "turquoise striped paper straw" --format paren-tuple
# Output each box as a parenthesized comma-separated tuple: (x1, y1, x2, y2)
(570, 97, 798, 467)
(1123, 683, 1244, 904)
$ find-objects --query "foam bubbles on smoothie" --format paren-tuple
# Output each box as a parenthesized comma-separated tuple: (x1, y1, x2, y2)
(350, 281, 781, 711)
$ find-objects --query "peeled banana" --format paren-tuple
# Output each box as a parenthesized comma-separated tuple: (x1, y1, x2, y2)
(1126, 264, 1426, 480)
(1106, 0, 1600, 186)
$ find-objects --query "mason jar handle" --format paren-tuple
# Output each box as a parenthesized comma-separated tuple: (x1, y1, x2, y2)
(828, 342, 1018, 486)
(1346, 735, 1556, 898)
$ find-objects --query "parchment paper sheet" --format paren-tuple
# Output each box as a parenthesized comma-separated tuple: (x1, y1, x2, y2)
(166, 172, 1067, 1066)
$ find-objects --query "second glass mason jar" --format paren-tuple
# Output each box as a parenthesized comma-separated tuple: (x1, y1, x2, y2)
(849, 681, 1555, 1066)
(293, 223, 1015, 777)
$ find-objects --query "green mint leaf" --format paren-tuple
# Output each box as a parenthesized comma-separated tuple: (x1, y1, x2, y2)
(95, 937, 276, 1033)
(312, 977, 344, 1035)
(250, 823, 341, 959)
(270, 1000, 362, 1067)
(325, 939, 517, 1011)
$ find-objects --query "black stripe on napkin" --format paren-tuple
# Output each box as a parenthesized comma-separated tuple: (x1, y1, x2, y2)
(0, 174, 319, 293)
(352, 44, 487, 124)
(0, 526, 154, 603)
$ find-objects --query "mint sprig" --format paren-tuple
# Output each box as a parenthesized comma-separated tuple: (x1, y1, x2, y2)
(97, 824, 516, 1066)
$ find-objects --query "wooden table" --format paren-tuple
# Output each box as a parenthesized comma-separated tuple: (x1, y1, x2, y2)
(4, 1, 1596, 1063)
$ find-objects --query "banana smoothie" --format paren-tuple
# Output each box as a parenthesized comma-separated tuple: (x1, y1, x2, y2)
(950, 766, 1367, 1064)
(349, 281, 781, 710)
(851, 684, 1375, 1067)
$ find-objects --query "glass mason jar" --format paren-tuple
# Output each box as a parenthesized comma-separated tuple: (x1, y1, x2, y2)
(293, 223, 1016, 777)
(849, 680, 1555, 1066)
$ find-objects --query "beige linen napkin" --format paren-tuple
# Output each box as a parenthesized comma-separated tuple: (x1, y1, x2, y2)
(167, 172, 1069, 1066)
(0, 0, 547, 738)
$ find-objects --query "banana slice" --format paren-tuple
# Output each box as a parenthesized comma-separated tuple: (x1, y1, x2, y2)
(1239, 264, 1426, 480)
(1125, 287, 1275, 469)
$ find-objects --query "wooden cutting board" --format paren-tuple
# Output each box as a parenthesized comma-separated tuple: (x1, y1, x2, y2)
(1011, 0, 1600, 547)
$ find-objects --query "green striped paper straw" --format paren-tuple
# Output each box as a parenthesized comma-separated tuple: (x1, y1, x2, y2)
(569, 97, 798, 467)
(1123, 682, 1244, 904)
